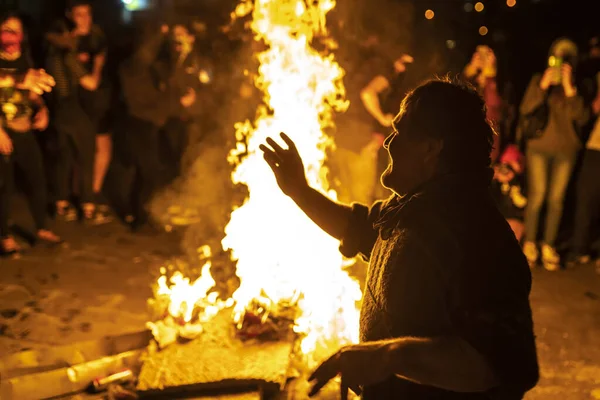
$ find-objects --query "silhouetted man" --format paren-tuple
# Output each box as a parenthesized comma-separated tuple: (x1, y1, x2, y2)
(260, 78, 539, 399)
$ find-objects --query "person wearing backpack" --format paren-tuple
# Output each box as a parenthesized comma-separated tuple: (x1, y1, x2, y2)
(518, 38, 589, 271)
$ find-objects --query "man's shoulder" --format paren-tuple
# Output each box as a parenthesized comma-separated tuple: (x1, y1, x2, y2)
(402, 191, 522, 262)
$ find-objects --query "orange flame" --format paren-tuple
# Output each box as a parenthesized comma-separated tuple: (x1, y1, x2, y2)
(152, 0, 361, 366)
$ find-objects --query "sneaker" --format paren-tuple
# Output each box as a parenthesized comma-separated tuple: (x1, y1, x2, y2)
(56, 204, 78, 222)
(523, 242, 539, 267)
(566, 254, 591, 269)
(541, 244, 561, 271)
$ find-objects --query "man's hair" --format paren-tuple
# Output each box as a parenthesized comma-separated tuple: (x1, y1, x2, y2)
(394, 77, 495, 171)
(67, 0, 92, 11)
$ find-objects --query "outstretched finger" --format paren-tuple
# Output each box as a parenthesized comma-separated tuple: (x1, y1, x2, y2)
(259, 144, 281, 160)
(280, 132, 297, 152)
(340, 376, 349, 400)
(262, 150, 281, 171)
(265, 137, 286, 156)
(350, 384, 362, 396)
(308, 356, 340, 397)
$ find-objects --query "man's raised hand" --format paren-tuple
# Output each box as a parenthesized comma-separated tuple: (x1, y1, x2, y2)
(259, 132, 309, 199)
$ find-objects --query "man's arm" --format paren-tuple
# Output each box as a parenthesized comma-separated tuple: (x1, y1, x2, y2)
(385, 336, 498, 392)
(290, 185, 352, 240)
(360, 75, 392, 127)
(259, 133, 354, 240)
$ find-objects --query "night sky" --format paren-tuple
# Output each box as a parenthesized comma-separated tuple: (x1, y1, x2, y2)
(410, 0, 597, 97)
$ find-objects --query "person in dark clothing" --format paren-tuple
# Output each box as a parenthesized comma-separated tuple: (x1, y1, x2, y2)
(571, 71, 600, 269)
(119, 25, 171, 230)
(45, 0, 110, 223)
(577, 36, 600, 106)
(0, 14, 62, 255)
(161, 21, 210, 176)
(519, 38, 589, 271)
(260, 78, 538, 399)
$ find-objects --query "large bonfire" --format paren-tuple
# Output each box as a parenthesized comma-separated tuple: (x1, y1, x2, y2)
(150, 0, 361, 366)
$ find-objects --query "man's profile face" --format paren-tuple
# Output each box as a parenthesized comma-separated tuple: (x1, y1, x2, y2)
(381, 109, 440, 196)
(71, 5, 92, 34)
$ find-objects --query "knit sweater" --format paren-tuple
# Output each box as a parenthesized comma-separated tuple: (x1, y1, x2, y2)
(339, 171, 539, 399)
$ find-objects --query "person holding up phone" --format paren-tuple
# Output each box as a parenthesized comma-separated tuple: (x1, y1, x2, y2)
(519, 38, 589, 271)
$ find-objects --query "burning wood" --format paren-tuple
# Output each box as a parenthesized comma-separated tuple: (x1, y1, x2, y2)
(145, 0, 361, 381)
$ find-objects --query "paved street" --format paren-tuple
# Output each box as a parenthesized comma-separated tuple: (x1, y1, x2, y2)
(1, 198, 599, 399)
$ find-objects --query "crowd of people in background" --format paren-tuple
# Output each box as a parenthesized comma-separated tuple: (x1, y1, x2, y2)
(0, 0, 599, 274)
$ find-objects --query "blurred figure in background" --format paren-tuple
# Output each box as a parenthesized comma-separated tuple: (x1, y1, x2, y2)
(571, 71, 600, 268)
(119, 23, 171, 231)
(0, 13, 61, 255)
(519, 38, 589, 271)
(45, 0, 111, 224)
(577, 36, 600, 106)
(360, 53, 413, 200)
(463, 45, 504, 162)
(330, 34, 387, 205)
(161, 20, 212, 177)
(490, 145, 527, 242)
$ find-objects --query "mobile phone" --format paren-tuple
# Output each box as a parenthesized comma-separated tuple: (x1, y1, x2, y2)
(548, 56, 563, 84)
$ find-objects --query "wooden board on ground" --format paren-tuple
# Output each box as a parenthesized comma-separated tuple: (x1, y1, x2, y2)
(137, 311, 295, 397)
(0, 349, 143, 400)
(0, 329, 152, 379)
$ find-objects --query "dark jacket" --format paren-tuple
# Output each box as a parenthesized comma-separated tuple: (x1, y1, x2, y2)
(45, 21, 106, 99)
(519, 74, 588, 156)
(119, 32, 171, 127)
(340, 171, 539, 399)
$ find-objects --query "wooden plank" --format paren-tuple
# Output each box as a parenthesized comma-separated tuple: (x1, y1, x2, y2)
(0, 330, 152, 379)
(138, 386, 262, 399)
(0, 349, 143, 400)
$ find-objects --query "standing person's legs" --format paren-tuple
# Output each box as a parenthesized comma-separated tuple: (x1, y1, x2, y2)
(93, 133, 112, 197)
(81, 87, 113, 206)
(0, 151, 17, 253)
(53, 99, 80, 219)
(572, 149, 600, 258)
(544, 153, 576, 248)
(10, 132, 61, 244)
(523, 149, 550, 264)
(128, 117, 161, 229)
(59, 96, 97, 220)
(162, 118, 187, 178)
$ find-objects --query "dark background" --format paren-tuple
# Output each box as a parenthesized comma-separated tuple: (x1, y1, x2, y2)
(2, 0, 597, 105)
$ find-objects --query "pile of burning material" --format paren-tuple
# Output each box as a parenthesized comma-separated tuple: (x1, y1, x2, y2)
(235, 295, 301, 342)
(140, 0, 362, 394)
(146, 251, 232, 349)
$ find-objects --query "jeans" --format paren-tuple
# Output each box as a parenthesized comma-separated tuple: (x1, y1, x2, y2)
(572, 149, 600, 255)
(0, 131, 48, 236)
(525, 149, 576, 246)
